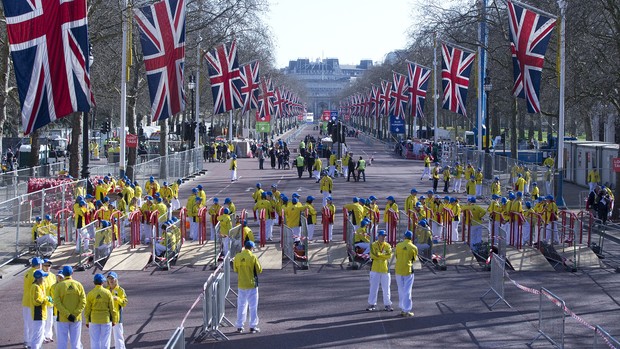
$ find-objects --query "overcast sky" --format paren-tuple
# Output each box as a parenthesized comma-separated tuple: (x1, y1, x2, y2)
(267, 0, 415, 68)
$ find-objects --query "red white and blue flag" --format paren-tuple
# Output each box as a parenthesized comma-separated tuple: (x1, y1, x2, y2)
(441, 42, 475, 116)
(390, 72, 409, 119)
(3, 0, 94, 135)
(272, 87, 286, 118)
(205, 40, 243, 114)
(134, 0, 186, 122)
(406, 61, 431, 119)
(508, 1, 556, 113)
(238, 60, 260, 114)
(379, 80, 392, 116)
(371, 84, 380, 118)
(257, 77, 273, 120)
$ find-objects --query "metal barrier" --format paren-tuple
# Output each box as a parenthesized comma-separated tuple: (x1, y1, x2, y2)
(75, 221, 97, 270)
(200, 251, 233, 341)
(164, 327, 185, 349)
(129, 147, 204, 184)
(594, 326, 620, 349)
(342, 208, 349, 242)
(387, 210, 398, 246)
(282, 224, 295, 265)
(530, 287, 566, 349)
(321, 206, 330, 243)
(258, 209, 266, 247)
(480, 253, 510, 309)
(93, 225, 114, 269)
(128, 210, 141, 248)
(198, 207, 208, 244)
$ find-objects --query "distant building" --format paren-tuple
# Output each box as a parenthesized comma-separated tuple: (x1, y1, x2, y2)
(283, 58, 373, 116)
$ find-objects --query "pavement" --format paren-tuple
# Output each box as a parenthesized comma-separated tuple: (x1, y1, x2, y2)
(1, 124, 619, 349)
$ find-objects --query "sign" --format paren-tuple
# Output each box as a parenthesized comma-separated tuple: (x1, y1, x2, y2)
(389, 115, 406, 134)
(322, 110, 331, 121)
(613, 158, 620, 172)
(256, 122, 270, 133)
(126, 133, 138, 148)
(330, 110, 338, 121)
(344, 114, 351, 121)
(256, 110, 270, 122)
(297, 114, 303, 121)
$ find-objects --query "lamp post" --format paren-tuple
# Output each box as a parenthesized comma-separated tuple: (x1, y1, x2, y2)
(483, 75, 493, 179)
(81, 45, 94, 183)
(188, 75, 196, 149)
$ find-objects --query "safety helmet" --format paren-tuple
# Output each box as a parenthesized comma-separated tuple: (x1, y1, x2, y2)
(256, 183, 262, 188)
(418, 219, 428, 227)
(223, 208, 230, 214)
(213, 198, 219, 203)
(45, 214, 52, 221)
(224, 198, 231, 204)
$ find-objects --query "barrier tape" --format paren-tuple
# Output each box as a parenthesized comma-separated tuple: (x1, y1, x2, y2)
(180, 291, 204, 328)
(503, 271, 617, 349)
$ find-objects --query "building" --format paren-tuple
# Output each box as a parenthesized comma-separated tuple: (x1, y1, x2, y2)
(283, 58, 373, 116)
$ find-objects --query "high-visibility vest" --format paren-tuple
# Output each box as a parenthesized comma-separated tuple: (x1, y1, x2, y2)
(357, 160, 366, 170)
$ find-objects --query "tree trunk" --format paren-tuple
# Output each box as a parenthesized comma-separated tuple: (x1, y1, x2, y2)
(537, 114, 543, 141)
(510, 99, 518, 158)
(69, 113, 81, 178)
(518, 113, 525, 140)
(614, 113, 620, 219)
(584, 110, 593, 141)
(30, 129, 40, 169)
(527, 115, 534, 141)
(159, 119, 167, 180)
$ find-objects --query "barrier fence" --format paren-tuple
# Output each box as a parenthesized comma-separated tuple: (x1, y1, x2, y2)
(129, 147, 204, 184)
(480, 253, 510, 309)
(200, 251, 233, 341)
(531, 288, 566, 349)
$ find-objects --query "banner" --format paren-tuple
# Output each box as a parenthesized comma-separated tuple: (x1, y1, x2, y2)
(256, 122, 270, 133)
(389, 115, 406, 134)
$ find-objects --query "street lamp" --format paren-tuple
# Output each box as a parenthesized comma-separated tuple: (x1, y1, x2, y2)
(188, 75, 196, 148)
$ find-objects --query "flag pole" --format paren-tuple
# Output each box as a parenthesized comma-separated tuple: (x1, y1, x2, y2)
(556, 0, 566, 207)
(229, 110, 234, 142)
(476, 0, 486, 152)
(119, 0, 128, 179)
(433, 32, 438, 142)
(194, 36, 202, 148)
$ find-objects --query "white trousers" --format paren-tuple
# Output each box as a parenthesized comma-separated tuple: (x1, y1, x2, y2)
(235, 288, 259, 329)
(31, 320, 45, 349)
(522, 222, 531, 245)
(328, 165, 335, 177)
(368, 271, 391, 306)
(222, 236, 230, 256)
(453, 178, 462, 192)
(210, 223, 216, 241)
(44, 306, 54, 339)
(190, 221, 198, 241)
(545, 181, 552, 195)
(546, 223, 559, 243)
(470, 225, 483, 248)
(313, 170, 320, 181)
(57, 321, 83, 349)
(23, 306, 32, 346)
(395, 274, 414, 312)
(231, 169, 237, 181)
(322, 192, 330, 208)
(328, 224, 333, 241)
(307, 224, 315, 240)
(292, 226, 301, 237)
(476, 184, 483, 197)
(112, 323, 126, 349)
(89, 322, 112, 349)
(266, 219, 273, 240)
(421, 167, 430, 180)
(343, 167, 349, 178)
(451, 221, 459, 242)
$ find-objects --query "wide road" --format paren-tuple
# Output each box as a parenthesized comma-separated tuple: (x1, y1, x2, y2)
(1, 124, 618, 348)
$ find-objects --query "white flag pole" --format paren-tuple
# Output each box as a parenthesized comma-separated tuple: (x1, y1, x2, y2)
(433, 32, 438, 142)
(194, 37, 202, 148)
(119, 0, 128, 178)
(556, 0, 566, 207)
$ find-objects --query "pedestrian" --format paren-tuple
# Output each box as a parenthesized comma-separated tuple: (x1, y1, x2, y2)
(328, 151, 337, 177)
(442, 166, 451, 193)
(343, 152, 351, 179)
(41, 259, 56, 344)
(420, 154, 431, 180)
(413, 219, 432, 257)
(53, 266, 86, 349)
(30, 269, 52, 349)
(383, 196, 399, 233)
(234, 241, 263, 334)
(452, 162, 463, 193)
(462, 197, 486, 248)
(319, 171, 333, 207)
(431, 163, 440, 193)
(295, 153, 305, 178)
(544, 165, 553, 195)
(230, 154, 238, 182)
(356, 156, 367, 182)
(587, 166, 600, 193)
(23, 257, 42, 349)
(208, 198, 221, 241)
(395, 231, 417, 317)
(106, 272, 128, 349)
(306, 151, 315, 178)
(366, 230, 393, 312)
(218, 208, 233, 257)
(257, 145, 265, 170)
(325, 196, 336, 242)
(347, 154, 357, 182)
(305, 196, 317, 241)
(475, 167, 483, 197)
(542, 195, 559, 243)
(312, 152, 323, 182)
(85, 274, 118, 349)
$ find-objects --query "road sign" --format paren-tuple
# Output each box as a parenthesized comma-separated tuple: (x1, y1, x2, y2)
(126, 133, 138, 148)
(256, 122, 270, 133)
(330, 110, 338, 121)
(322, 110, 330, 121)
(613, 158, 620, 172)
(389, 115, 405, 134)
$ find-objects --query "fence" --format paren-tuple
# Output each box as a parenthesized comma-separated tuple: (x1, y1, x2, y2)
(480, 253, 510, 309)
(130, 147, 204, 184)
(531, 288, 566, 349)
(164, 327, 185, 349)
(594, 326, 620, 349)
(200, 251, 233, 341)
(0, 161, 69, 201)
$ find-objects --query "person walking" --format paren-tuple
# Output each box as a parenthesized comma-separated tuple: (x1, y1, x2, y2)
(29, 269, 51, 349)
(234, 241, 263, 334)
(431, 163, 440, 193)
(230, 154, 238, 182)
(295, 153, 305, 179)
(395, 231, 418, 317)
(41, 259, 56, 344)
(347, 154, 357, 182)
(23, 257, 42, 349)
(442, 166, 451, 193)
(53, 266, 86, 349)
(106, 272, 128, 349)
(420, 154, 431, 180)
(85, 274, 118, 349)
(587, 166, 600, 193)
(366, 230, 393, 312)
(319, 171, 333, 207)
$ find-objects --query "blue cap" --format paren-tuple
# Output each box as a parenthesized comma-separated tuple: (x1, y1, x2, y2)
(418, 219, 428, 227)
(43, 258, 52, 265)
(419, 196, 426, 200)
(192, 188, 198, 193)
(85, 194, 94, 199)
(492, 194, 499, 199)
(107, 271, 118, 279)
(223, 208, 230, 214)
(163, 181, 168, 186)
(525, 201, 532, 209)
(327, 196, 333, 201)
(361, 219, 369, 227)
(145, 196, 153, 201)
(508, 192, 516, 200)
(292, 198, 298, 204)
(352, 197, 358, 203)
(98, 179, 103, 184)
(256, 183, 261, 188)
(426, 190, 433, 195)
(31, 257, 42, 266)
(79, 200, 87, 206)
(377, 230, 387, 236)
(386, 196, 395, 201)
(306, 196, 314, 201)
(157, 197, 163, 202)
(149, 176, 154, 182)
(94, 273, 106, 284)
(101, 220, 110, 228)
(95, 200, 102, 206)
(532, 182, 537, 186)
(546, 195, 554, 201)
(494, 177, 499, 181)
(443, 196, 450, 201)
(245, 240, 255, 249)
(35, 216, 42, 222)
(62, 265, 74, 276)
(415, 202, 422, 207)
(195, 197, 202, 202)
(501, 197, 508, 204)
(33, 270, 48, 279)
(197, 185, 203, 190)
(104, 176, 109, 180)
(468, 197, 476, 203)
(177, 179, 182, 184)
(449, 197, 456, 203)
(261, 192, 267, 198)
(404, 231, 413, 239)
(224, 198, 231, 204)
(45, 214, 52, 221)
(154, 193, 160, 198)
(369, 195, 377, 201)
(292, 193, 300, 198)
(266, 191, 273, 196)
(516, 191, 523, 197)
(213, 198, 219, 203)
(281, 196, 289, 203)
(411, 188, 418, 193)
(103, 197, 110, 202)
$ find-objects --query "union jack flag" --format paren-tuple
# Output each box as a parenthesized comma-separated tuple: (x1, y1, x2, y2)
(371, 84, 380, 118)
(238, 60, 260, 114)
(390, 72, 409, 119)
(364, 90, 372, 118)
(508, 1, 556, 113)
(257, 77, 273, 120)
(205, 40, 243, 114)
(272, 87, 286, 118)
(379, 80, 392, 116)
(441, 42, 475, 116)
(134, 0, 186, 122)
(3, 0, 94, 135)
(406, 61, 431, 119)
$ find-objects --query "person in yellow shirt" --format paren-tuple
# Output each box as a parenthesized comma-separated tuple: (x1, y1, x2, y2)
(587, 166, 600, 192)
(453, 162, 464, 193)
(420, 154, 431, 180)
(342, 152, 351, 179)
(490, 177, 501, 197)
(354, 218, 371, 254)
(431, 163, 440, 193)
(133, 181, 143, 207)
(462, 197, 486, 248)
(325, 196, 336, 242)
(442, 165, 451, 193)
(524, 167, 531, 194)
(474, 167, 483, 197)
(209, 198, 222, 241)
(171, 179, 181, 199)
(344, 197, 365, 230)
(448, 197, 461, 242)
(542, 195, 559, 243)
(286, 197, 305, 236)
(319, 171, 333, 207)
(53, 266, 86, 349)
(252, 183, 264, 204)
(160, 182, 173, 204)
(531, 182, 540, 201)
(230, 154, 238, 182)
(253, 193, 274, 241)
(514, 173, 526, 193)
(40, 259, 56, 343)
(464, 163, 475, 183)
(304, 196, 317, 240)
(74, 198, 88, 230)
(395, 231, 418, 317)
(145, 176, 160, 197)
(32, 216, 43, 242)
(23, 257, 42, 348)
(368, 196, 381, 228)
(95, 220, 113, 258)
(487, 194, 503, 237)
(543, 155, 555, 169)
(95, 179, 108, 202)
(404, 189, 418, 215)
(85, 274, 118, 349)
(327, 151, 337, 177)
(312, 155, 323, 182)
(218, 208, 233, 256)
(106, 272, 128, 349)
(224, 197, 236, 215)
(190, 197, 203, 241)
(465, 176, 476, 201)
(383, 196, 399, 231)
(367, 230, 393, 312)
(234, 240, 262, 333)
(30, 269, 52, 349)
(242, 224, 255, 243)
(413, 219, 432, 257)
(196, 185, 207, 203)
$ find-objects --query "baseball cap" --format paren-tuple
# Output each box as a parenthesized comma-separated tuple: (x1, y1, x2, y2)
(31, 257, 42, 266)
(377, 230, 387, 237)
(386, 196, 395, 201)
(62, 265, 74, 276)
(42, 258, 52, 265)
(93, 273, 106, 284)
(33, 270, 48, 279)
(107, 271, 118, 279)
(245, 240, 255, 249)
(404, 231, 413, 239)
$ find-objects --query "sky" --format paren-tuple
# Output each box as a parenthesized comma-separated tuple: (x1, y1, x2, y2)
(267, 0, 416, 68)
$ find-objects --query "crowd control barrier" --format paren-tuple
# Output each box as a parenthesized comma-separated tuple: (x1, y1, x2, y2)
(164, 327, 185, 349)
(530, 288, 566, 349)
(593, 326, 620, 349)
(258, 209, 266, 247)
(198, 207, 208, 244)
(480, 253, 510, 309)
(342, 208, 349, 242)
(55, 208, 73, 245)
(386, 210, 398, 246)
(199, 251, 233, 341)
(321, 206, 331, 243)
(129, 210, 141, 248)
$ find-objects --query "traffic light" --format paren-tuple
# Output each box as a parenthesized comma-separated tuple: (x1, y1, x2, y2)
(101, 121, 110, 134)
(199, 123, 206, 135)
(208, 126, 214, 137)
